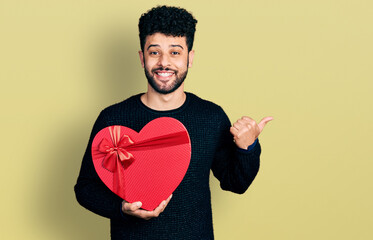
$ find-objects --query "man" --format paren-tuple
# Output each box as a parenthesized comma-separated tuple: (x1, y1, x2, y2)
(75, 5, 272, 239)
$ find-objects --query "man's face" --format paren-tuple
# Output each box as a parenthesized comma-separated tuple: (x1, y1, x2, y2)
(139, 33, 194, 94)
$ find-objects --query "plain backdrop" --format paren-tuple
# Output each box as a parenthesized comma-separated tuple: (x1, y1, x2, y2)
(1, 0, 372, 239)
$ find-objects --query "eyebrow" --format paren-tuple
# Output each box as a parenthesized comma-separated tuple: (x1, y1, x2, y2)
(146, 44, 184, 50)
(170, 44, 184, 49)
(147, 44, 160, 50)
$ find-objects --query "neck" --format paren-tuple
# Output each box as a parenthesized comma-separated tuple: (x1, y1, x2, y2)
(141, 84, 186, 111)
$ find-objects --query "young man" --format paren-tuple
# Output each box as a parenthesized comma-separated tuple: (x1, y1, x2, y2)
(75, 5, 272, 239)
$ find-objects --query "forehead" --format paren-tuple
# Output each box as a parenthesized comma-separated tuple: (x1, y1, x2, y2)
(145, 33, 187, 49)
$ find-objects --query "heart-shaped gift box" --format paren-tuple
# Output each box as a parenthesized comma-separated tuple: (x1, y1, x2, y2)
(91, 117, 191, 210)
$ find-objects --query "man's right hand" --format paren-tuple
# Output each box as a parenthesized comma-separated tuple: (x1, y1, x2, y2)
(121, 194, 172, 220)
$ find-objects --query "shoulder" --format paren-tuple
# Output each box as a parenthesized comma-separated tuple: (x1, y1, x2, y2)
(100, 94, 142, 116)
(92, 94, 143, 128)
(88, 94, 144, 137)
(186, 92, 229, 123)
(186, 92, 225, 114)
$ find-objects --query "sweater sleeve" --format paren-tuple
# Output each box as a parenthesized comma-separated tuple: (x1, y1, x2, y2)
(74, 111, 129, 221)
(211, 108, 261, 194)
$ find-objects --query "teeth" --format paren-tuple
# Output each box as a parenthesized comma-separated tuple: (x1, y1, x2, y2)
(157, 72, 173, 77)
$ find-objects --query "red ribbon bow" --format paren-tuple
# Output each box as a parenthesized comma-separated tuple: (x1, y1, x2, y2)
(98, 126, 134, 172)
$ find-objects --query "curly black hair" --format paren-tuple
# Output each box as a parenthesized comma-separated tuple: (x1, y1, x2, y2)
(138, 5, 197, 52)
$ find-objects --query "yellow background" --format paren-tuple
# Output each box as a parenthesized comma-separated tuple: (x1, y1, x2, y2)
(1, 0, 372, 239)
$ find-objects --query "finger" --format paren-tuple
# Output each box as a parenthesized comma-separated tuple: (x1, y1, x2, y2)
(124, 201, 142, 212)
(258, 116, 274, 132)
(140, 203, 165, 219)
(164, 194, 173, 206)
(233, 122, 245, 131)
(138, 194, 173, 219)
(152, 201, 167, 216)
(166, 194, 173, 203)
(153, 194, 173, 215)
(237, 119, 252, 126)
(135, 209, 155, 220)
(242, 116, 254, 122)
(230, 126, 239, 136)
(125, 207, 156, 220)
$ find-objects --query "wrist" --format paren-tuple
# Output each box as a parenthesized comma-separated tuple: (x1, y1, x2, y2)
(237, 139, 258, 152)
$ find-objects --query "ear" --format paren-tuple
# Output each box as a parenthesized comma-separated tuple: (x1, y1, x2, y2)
(188, 50, 195, 68)
(138, 51, 145, 68)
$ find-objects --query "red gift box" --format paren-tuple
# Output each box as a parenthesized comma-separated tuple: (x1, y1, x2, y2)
(91, 117, 191, 210)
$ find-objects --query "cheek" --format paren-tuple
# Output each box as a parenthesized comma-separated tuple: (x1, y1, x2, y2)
(144, 59, 156, 71)
(174, 58, 189, 70)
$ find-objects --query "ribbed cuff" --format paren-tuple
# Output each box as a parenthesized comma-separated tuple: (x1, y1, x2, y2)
(236, 138, 258, 153)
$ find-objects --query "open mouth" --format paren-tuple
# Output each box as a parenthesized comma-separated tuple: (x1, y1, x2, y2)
(154, 70, 175, 81)
(156, 72, 174, 77)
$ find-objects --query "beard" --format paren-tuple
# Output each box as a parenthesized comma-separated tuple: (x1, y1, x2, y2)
(144, 61, 189, 95)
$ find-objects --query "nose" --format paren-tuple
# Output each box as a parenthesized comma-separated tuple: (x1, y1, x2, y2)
(157, 54, 171, 67)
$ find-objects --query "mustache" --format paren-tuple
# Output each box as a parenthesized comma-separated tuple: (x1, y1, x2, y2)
(152, 67, 177, 72)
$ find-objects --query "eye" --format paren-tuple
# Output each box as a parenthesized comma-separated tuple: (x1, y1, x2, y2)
(149, 51, 159, 55)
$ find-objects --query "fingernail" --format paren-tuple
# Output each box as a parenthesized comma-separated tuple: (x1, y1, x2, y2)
(136, 202, 142, 207)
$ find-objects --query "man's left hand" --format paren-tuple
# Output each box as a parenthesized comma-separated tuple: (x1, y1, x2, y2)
(230, 116, 273, 150)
